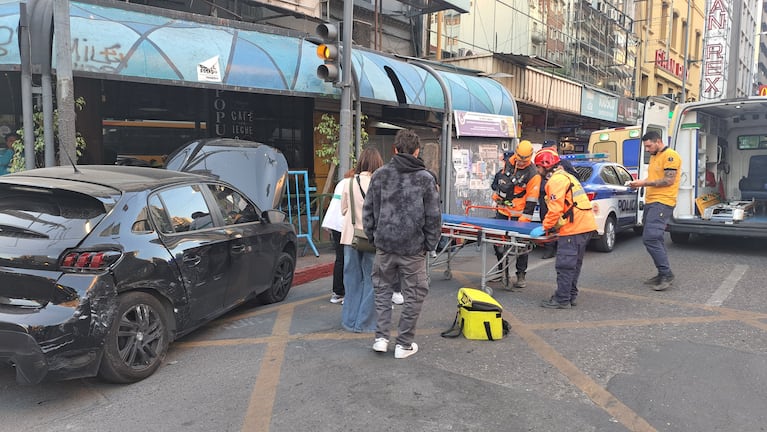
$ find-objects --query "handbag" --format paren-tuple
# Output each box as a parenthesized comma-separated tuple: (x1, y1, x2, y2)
(349, 176, 376, 253)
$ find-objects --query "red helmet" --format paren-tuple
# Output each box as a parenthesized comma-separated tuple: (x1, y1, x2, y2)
(534, 148, 560, 169)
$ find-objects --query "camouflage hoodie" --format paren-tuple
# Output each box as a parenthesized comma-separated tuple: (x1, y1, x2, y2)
(362, 153, 442, 255)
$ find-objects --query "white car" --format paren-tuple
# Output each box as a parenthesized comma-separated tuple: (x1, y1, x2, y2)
(566, 157, 640, 252)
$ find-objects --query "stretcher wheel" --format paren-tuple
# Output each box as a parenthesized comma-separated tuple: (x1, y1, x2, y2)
(443, 269, 452, 279)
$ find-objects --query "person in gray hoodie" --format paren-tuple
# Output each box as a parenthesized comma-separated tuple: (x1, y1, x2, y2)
(363, 129, 442, 359)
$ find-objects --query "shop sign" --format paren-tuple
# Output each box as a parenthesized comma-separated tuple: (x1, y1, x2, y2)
(210, 90, 255, 140)
(654, 50, 686, 79)
(580, 88, 618, 122)
(454, 110, 516, 138)
(701, 0, 731, 101)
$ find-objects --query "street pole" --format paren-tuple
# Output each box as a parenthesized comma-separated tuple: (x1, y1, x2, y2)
(53, 0, 76, 166)
(338, 0, 354, 176)
(681, 0, 691, 103)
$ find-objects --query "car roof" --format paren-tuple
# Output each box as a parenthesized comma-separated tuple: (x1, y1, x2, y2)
(1, 165, 206, 194)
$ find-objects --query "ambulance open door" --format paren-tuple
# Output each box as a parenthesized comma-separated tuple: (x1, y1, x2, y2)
(635, 96, 676, 227)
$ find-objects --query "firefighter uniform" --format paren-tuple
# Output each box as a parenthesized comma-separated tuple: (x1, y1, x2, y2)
(541, 167, 597, 307)
(490, 141, 540, 287)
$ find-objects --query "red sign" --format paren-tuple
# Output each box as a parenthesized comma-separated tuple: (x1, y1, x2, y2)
(759, 85, 767, 97)
(655, 49, 686, 79)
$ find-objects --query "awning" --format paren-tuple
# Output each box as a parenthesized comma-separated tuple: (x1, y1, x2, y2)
(354, 49, 516, 116)
(63, 1, 337, 97)
(0, 2, 21, 71)
(6, 0, 514, 118)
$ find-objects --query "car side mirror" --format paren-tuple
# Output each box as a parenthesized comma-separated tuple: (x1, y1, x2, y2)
(262, 209, 287, 224)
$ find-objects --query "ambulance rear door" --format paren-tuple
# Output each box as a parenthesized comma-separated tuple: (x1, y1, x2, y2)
(635, 96, 676, 226)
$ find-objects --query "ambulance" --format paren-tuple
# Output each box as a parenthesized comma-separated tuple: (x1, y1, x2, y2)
(656, 96, 767, 243)
(589, 96, 676, 179)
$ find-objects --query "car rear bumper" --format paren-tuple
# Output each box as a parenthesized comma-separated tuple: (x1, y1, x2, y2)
(668, 219, 767, 238)
(0, 328, 48, 384)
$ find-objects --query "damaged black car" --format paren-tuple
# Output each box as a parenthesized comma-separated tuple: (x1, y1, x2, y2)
(0, 165, 296, 384)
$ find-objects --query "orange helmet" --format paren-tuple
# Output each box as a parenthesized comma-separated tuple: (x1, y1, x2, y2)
(534, 148, 560, 169)
(515, 140, 534, 159)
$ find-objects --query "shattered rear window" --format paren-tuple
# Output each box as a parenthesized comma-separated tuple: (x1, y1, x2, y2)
(0, 185, 108, 240)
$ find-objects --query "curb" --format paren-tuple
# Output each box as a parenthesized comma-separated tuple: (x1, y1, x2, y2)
(293, 262, 334, 286)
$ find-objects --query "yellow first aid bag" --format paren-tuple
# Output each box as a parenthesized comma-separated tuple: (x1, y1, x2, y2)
(441, 288, 510, 340)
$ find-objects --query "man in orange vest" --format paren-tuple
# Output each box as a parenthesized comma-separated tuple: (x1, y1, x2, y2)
(490, 140, 541, 288)
(530, 149, 597, 308)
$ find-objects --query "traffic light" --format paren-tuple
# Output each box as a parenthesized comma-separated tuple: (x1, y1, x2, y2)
(316, 23, 340, 83)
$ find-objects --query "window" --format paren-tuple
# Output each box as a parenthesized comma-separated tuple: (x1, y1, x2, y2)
(152, 185, 213, 233)
(614, 165, 633, 185)
(207, 184, 258, 225)
(737, 135, 767, 150)
(600, 166, 621, 185)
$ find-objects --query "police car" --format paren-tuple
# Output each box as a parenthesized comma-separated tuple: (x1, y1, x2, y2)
(562, 153, 640, 252)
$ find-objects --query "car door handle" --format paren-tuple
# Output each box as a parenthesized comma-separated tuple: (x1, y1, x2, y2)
(231, 244, 247, 254)
(183, 255, 202, 266)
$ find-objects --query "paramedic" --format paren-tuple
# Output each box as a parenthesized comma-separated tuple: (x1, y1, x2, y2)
(627, 131, 681, 291)
(536, 141, 578, 259)
(363, 129, 441, 359)
(530, 149, 597, 309)
(490, 140, 540, 288)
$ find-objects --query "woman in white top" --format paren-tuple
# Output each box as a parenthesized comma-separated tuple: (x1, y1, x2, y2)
(321, 169, 355, 304)
(339, 147, 383, 332)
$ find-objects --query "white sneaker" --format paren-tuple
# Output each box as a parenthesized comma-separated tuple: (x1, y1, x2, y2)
(372, 338, 389, 353)
(391, 292, 404, 305)
(329, 294, 344, 304)
(394, 343, 418, 359)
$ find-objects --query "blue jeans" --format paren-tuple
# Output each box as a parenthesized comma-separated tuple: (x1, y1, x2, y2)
(341, 245, 376, 332)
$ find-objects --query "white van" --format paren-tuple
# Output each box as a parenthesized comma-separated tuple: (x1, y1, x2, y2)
(644, 96, 767, 242)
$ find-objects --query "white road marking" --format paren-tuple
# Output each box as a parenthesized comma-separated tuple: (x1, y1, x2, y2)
(706, 264, 748, 307)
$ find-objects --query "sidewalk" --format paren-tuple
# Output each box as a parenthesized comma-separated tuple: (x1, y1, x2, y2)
(292, 243, 335, 286)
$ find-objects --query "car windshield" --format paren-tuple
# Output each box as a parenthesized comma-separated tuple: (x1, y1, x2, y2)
(0, 185, 109, 240)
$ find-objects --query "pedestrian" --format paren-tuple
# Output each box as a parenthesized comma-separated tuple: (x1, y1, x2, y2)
(627, 131, 681, 291)
(530, 149, 597, 309)
(339, 147, 383, 332)
(363, 129, 441, 359)
(0, 132, 18, 175)
(490, 140, 540, 288)
(321, 168, 356, 304)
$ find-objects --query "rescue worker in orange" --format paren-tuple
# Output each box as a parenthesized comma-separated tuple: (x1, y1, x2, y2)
(490, 140, 540, 288)
(530, 149, 597, 308)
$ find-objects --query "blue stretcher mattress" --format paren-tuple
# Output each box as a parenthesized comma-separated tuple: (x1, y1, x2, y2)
(441, 214, 543, 236)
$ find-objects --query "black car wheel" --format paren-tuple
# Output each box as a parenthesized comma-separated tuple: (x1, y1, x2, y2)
(258, 252, 295, 304)
(670, 231, 691, 244)
(99, 292, 170, 383)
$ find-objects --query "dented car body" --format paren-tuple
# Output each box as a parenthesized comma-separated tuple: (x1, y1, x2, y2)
(0, 166, 296, 384)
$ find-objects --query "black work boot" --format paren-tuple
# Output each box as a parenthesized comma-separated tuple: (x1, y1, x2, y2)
(513, 272, 527, 288)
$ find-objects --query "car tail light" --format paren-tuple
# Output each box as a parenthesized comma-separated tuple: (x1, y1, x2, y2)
(586, 192, 596, 201)
(60, 250, 122, 272)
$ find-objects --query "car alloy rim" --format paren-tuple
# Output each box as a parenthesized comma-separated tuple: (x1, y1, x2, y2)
(273, 257, 294, 298)
(606, 220, 616, 249)
(117, 303, 165, 370)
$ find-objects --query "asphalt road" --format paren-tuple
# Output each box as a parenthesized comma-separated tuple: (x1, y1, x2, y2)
(1, 232, 766, 432)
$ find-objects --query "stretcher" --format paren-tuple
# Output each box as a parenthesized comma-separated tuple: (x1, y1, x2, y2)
(429, 210, 555, 294)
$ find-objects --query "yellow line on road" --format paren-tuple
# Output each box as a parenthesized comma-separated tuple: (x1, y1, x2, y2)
(455, 271, 658, 432)
(505, 311, 657, 431)
(241, 304, 293, 432)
